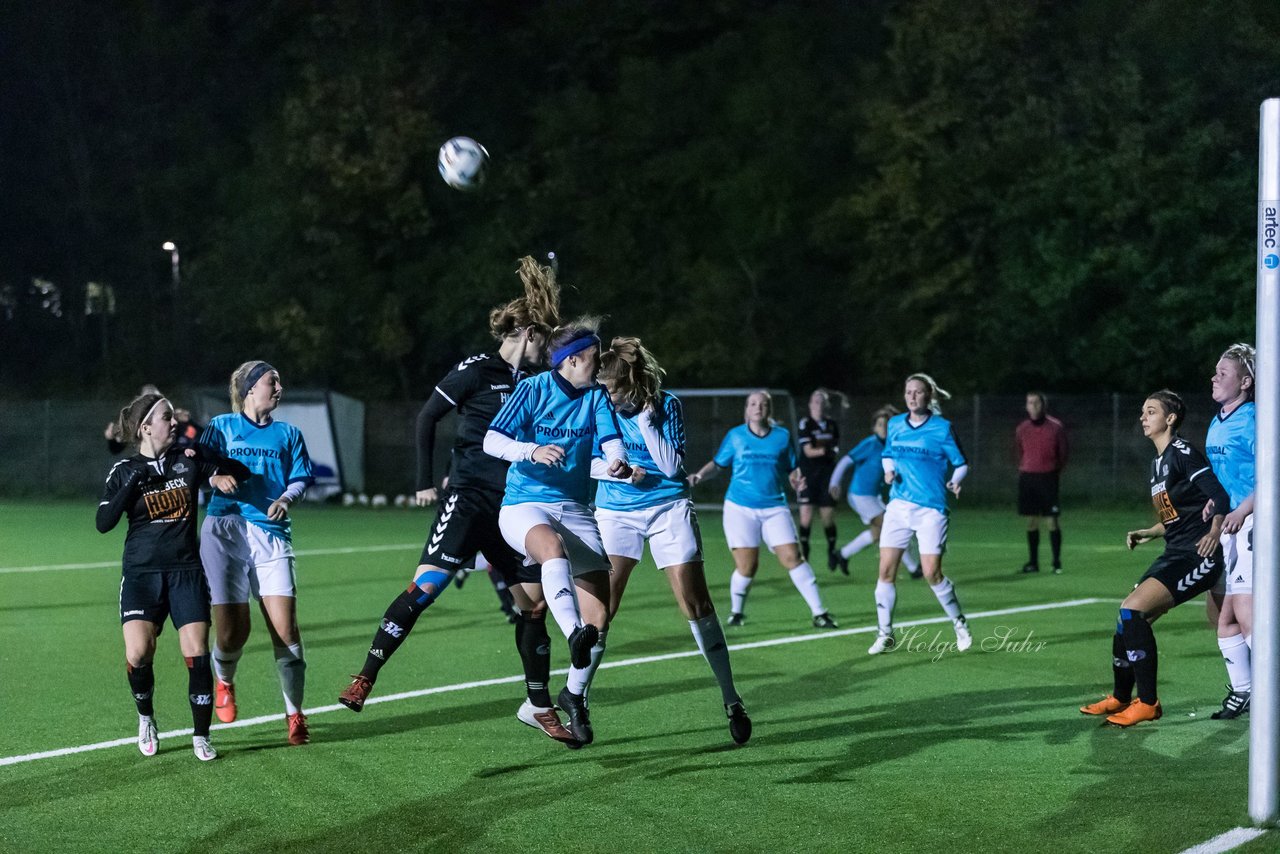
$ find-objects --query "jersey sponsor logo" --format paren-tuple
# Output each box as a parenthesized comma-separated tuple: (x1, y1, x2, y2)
(229, 447, 281, 460)
(380, 619, 405, 638)
(535, 424, 592, 439)
(1150, 483, 1178, 525)
(490, 384, 511, 390)
(173, 461, 189, 474)
(143, 485, 191, 521)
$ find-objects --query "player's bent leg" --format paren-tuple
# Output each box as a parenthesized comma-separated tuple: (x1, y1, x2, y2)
(570, 571, 610, 699)
(871, 547, 903, 652)
(607, 555, 640, 621)
(728, 547, 759, 626)
(210, 602, 250, 722)
(176, 621, 215, 755)
(123, 620, 160, 754)
(774, 542, 835, 627)
(669, 562, 745, 726)
(261, 595, 308, 744)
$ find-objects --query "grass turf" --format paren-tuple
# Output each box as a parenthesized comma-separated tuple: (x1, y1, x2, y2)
(0, 500, 1259, 852)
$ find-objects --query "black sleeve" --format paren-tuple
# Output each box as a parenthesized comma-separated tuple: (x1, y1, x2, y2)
(96, 464, 143, 533)
(1189, 454, 1232, 514)
(415, 386, 460, 491)
(191, 443, 252, 482)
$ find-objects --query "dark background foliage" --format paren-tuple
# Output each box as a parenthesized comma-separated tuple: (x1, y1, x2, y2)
(2, 0, 1277, 399)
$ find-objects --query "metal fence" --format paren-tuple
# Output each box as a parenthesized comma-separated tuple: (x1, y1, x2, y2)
(1, 392, 1212, 505)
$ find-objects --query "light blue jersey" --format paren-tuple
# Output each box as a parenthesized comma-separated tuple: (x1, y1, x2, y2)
(490, 371, 622, 505)
(1206, 401, 1255, 509)
(845, 434, 886, 497)
(713, 423, 798, 509)
(596, 392, 689, 511)
(882, 412, 966, 512)
(200, 413, 315, 541)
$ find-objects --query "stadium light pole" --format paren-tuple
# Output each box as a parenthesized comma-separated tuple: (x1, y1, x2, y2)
(1250, 97, 1280, 827)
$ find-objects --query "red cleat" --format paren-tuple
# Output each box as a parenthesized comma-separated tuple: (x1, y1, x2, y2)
(215, 680, 237, 723)
(287, 712, 310, 745)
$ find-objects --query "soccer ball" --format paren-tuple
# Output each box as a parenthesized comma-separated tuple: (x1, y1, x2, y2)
(437, 136, 489, 190)
(371, 494, 387, 508)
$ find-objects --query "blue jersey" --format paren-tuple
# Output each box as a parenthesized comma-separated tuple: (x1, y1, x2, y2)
(882, 412, 966, 512)
(713, 424, 798, 509)
(1205, 401, 1255, 509)
(490, 370, 622, 505)
(596, 392, 690, 511)
(200, 413, 315, 541)
(845, 434, 886, 497)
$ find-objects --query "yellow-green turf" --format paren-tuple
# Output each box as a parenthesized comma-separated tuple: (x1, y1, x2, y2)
(0, 501, 1258, 852)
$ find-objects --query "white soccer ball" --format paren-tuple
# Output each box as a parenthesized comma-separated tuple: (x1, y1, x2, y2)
(393, 494, 408, 508)
(437, 136, 489, 190)
(371, 494, 387, 508)
(357, 493, 370, 506)
(342, 493, 355, 507)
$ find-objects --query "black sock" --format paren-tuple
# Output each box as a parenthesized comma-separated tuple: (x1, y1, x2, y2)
(127, 662, 155, 717)
(1050, 529, 1062, 567)
(799, 525, 811, 560)
(491, 575, 516, 615)
(516, 614, 553, 707)
(1026, 530, 1040, 566)
(186, 654, 214, 737)
(1111, 632, 1134, 703)
(361, 586, 432, 681)
(823, 525, 838, 554)
(1121, 615, 1158, 704)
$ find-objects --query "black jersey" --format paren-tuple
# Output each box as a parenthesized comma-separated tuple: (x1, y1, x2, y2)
(416, 352, 527, 493)
(797, 416, 840, 470)
(96, 445, 249, 573)
(1149, 437, 1230, 552)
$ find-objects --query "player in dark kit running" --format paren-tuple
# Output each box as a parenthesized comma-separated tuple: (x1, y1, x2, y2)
(97, 390, 250, 760)
(338, 257, 578, 745)
(1080, 390, 1229, 727)
(796, 390, 841, 569)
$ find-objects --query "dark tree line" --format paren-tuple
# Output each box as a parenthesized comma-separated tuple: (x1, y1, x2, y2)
(2, 0, 1277, 401)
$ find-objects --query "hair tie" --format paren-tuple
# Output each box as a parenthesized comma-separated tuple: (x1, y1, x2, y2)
(551, 333, 600, 367)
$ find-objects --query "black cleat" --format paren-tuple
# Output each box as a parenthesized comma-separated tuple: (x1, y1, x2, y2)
(726, 702, 752, 745)
(1051, 564, 1063, 575)
(568, 624, 599, 670)
(827, 550, 840, 572)
(1211, 687, 1251, 719)
(812, 612, 838, 629)
(835, 554, 850, 575)
(557, 687, 593, 745)
(1021, 563, 1040, 574)
(907, 568, 924, 580)
(726, 612, 746, 628)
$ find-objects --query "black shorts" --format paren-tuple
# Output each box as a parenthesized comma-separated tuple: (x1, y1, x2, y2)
(1140, 548, 1224, 607)
(797, 462, 836, 507)
(418, 486, 539, 586)
(1017, 472, 1060, 516)
(120, 568, 211, 629)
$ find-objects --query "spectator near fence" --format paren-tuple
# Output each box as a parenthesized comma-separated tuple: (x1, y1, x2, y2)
(1015, 392, 1068, 574)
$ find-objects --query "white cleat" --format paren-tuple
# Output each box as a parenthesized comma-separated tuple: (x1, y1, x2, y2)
(954, 618, 973, 652)
(515, 699, 578, 745)
(868, 631, 896, 655)
(192, 736, 218, 761)
(137, 715, 159, 756)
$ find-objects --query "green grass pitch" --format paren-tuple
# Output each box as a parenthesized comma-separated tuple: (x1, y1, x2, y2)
(0, 501, 1264, 852)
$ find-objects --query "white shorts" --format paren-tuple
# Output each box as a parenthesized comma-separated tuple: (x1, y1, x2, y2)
(498, 501, 610, 576)
(200, 515, 297, 605)
(849, 493, 888, 525)
(722, 500, 798, 552)
(880, 499, 948, 555)
(1222, 515, 1254, 595)
(596, 498, 703, 568)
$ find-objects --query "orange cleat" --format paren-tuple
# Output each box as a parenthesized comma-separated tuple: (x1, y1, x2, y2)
(1106, 699, 1162, 727)
(215, 680, 237, 723)
(287, 712, 310, 745)
(1080, 694, 1130, 716)
(338, 674, 374, 712)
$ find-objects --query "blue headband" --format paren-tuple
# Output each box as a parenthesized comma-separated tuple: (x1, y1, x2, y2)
(239, 362, 276, 400)
(551, 333, 600, 367)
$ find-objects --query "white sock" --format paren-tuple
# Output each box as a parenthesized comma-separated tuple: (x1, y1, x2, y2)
(273, 641, 306, 715)
(690, 615, 739, 705)
(788, 562, 826, 616)
(581, 630, 608, 702)
(1245, 633, 1253, 651)
(901, 542, 920, 573)
(541, 558, 582, 640)
(1219, 634, 1252, 691)
(841, 530, 875, 559)
(729, 571, 753, 615)
(930, 576, 964, 621)
(874, 580, 896, 634)
(565, 665, 589, 696)
(212, 644, 242, 685)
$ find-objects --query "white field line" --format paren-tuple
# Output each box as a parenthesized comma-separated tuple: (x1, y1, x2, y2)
(0, 597, 1102, 768)
(1177, 827, 1268, 854)
(0, 543, 422, 575)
